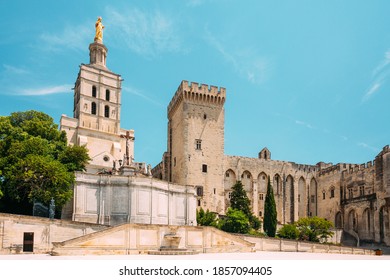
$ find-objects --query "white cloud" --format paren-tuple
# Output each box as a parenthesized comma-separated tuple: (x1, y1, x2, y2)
(357, 142, 379, 152)
(186, 0, 205, 7)
(3, 64, 29, 75)
(16, 84, 73, 96)
(363, 49, 390, 101)
(204, 29, 270, 85)
(363, 82, 382, 101)
(372, 49, 390, 77)
(40, 24, 90, 52)
(105, 7, 182, 57)
(295, 120, 315, 130)
(122, 86, 163, 107)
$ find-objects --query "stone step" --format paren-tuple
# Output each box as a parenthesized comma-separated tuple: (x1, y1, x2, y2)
(147, 250, 199, 255)
(159, 247, 188, 252)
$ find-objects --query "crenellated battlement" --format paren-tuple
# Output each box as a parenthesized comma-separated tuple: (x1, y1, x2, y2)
(181, 80, 226, 96)
(319, 161, 375, 176)
(168, 80, 226, 117)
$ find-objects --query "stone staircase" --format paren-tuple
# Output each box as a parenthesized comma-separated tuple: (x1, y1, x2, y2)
(148, 232, 198, 255)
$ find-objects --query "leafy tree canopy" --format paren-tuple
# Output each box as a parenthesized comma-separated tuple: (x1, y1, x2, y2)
(230, 181, 251, 218)
(0, 110, 90, 214)
(277, 216, 334, 243)
(196, 207, 218, 227)
(295, 216, 334, 242)
(220, 208, 250, 234)
(276, 223, 300, 240)
(229, 180, 262, 232)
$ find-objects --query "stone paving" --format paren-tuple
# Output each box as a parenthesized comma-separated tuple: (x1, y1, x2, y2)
(1, 250, 390, 260)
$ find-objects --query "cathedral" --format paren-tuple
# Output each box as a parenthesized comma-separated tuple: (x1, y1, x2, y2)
(61, 18, 390, 247)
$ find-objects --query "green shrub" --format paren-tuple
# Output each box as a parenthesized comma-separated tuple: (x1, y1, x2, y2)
(277, 224, 300, 240)
(220, 208, 250, 234)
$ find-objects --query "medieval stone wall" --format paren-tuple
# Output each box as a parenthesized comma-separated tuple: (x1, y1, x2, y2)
(223, 155, 318, 224)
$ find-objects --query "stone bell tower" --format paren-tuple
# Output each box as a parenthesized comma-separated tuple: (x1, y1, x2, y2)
(60, 17, 134, 173)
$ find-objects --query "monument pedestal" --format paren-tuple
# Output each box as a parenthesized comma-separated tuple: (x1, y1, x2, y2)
(119, 165, 136, 176)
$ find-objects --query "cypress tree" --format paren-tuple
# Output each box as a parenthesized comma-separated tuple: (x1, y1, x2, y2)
(263, 176, 277, 237)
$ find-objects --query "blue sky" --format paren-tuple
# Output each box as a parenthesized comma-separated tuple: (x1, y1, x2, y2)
(1, 0, 389, 167)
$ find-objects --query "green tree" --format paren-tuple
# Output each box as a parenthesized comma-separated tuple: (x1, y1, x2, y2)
(196, 207, 218, 227)
(295, 216, 334, 242)
(263, 176, 277, 237)
(0, 110, 90, 215)
(220, 208, 250, 234)
(276, 216, 334, 243)
(229, 180, 262, 232)
(230, 181, 251, 217)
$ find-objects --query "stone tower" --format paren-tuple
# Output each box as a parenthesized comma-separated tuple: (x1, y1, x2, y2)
(165, 81, 226, 214)
(60, 19, 134, 173)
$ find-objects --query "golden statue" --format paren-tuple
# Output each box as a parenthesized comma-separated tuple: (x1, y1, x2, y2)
(94, 17, 104, 42)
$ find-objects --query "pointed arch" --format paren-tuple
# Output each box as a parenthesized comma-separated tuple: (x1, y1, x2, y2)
(257, 172, 268, 194)
(257, 172, 268, 217)
(273, 174, 281, 195)
(298, 176, 306, 219)
(309, 177, 317, 216)
(224, 169, 236, 190)
(224, 169, 236, 211)
(241, 170, 253, 193)
(362, 208, 373, 240)
(285, 175, 295, 223)
(347, 209, 357, 232)
(335, 211, 343, 229)
(380, 206, 390, 243)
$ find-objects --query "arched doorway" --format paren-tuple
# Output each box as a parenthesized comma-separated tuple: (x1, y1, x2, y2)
(335, 211, 343, 229)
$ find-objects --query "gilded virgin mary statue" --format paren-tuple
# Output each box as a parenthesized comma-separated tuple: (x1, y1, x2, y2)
(94, 17, 104, 42)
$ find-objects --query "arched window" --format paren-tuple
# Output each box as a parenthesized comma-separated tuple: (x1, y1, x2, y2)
(91, 102, 97, 115)
(105, 89, 110, 101)
(104, 105, 109, 118)
(92, 86, 97, 97)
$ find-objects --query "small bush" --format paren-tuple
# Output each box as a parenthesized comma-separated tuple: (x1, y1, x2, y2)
(277, 224, 300, 240)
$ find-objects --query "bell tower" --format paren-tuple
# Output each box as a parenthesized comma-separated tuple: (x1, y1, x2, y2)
(60, 17, 134, 173)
